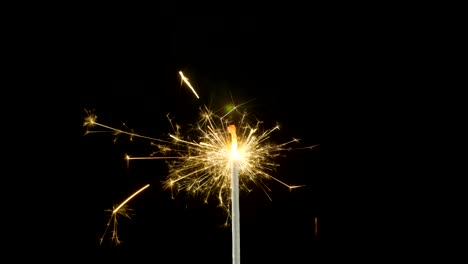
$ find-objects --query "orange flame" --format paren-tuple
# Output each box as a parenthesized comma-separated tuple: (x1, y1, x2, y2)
(228, 125, 238, 160)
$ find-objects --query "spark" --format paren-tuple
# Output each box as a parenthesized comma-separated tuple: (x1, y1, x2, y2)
(83, 109, 169, 144)
(179, 71, 200, 99)
(99, 184, 150, 245)
(113, 184, 150, 213)
(99, 204, 132, 246)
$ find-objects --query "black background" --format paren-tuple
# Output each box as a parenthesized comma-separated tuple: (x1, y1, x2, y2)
(15, 8, 420, 262)
(75, 55, 327, 263)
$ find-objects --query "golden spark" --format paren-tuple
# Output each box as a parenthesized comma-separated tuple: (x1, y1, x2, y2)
(99, 184, 150, 245)
(179, 71, 200, 99)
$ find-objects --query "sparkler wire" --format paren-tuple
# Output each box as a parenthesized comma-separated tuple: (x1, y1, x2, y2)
(231, 159, 240, 264)
(229, 124, 241, 264)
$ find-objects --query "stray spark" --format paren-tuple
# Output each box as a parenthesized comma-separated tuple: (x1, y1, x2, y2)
(83, 109, 169, 144)
(99, 184, 150, 245)
(179, 71, 200, 99)
(113, 184, 150, 213)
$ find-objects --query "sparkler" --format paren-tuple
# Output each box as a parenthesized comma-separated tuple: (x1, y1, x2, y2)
(85, 70, 318, 261)
(85, 106, 314, 214)
(139, 106, 311, 212)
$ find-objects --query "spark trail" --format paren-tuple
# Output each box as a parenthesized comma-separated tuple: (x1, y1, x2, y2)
(99, 184, 150, 245)
(179, 71, 200, 99)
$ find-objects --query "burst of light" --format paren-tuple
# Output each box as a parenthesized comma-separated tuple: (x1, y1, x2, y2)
(160, 105, 309, 214)
(85, 104, 318, 215)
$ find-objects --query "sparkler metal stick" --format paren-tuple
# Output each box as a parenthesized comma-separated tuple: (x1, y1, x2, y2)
(228, 125, 241, 264)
